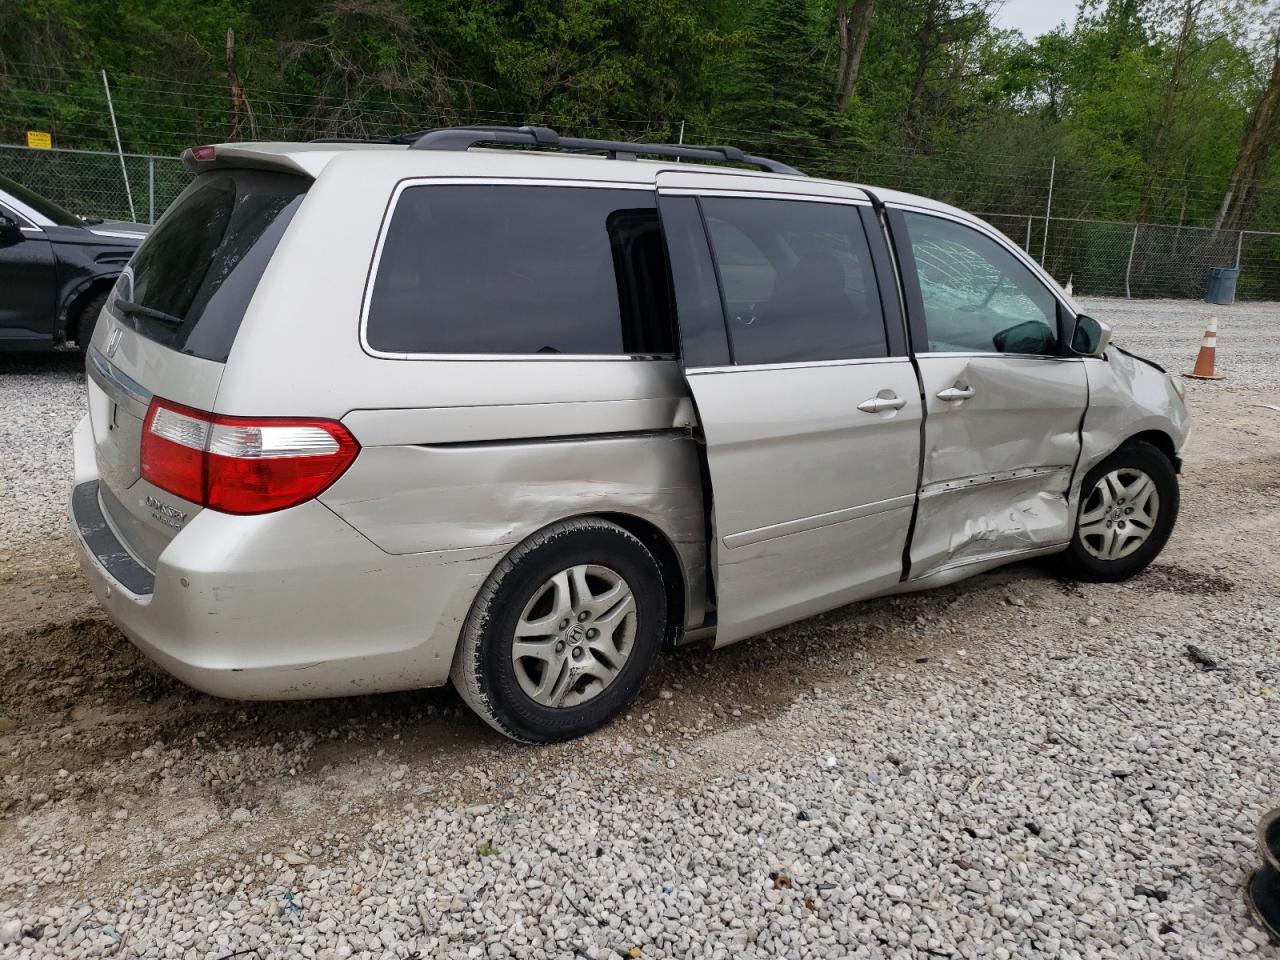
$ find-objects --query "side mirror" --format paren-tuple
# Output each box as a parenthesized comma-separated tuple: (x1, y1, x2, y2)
(0, 214, 22, 245)
(1071, 314, 1112, 358)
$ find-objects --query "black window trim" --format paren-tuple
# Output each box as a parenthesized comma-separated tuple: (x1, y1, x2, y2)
(359, 177, 680, 362)
(885, 203, 1081, 361)
(672, 189, 899, 371)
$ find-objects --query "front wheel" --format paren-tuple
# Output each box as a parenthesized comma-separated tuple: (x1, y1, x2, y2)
(1059, 440, 1179, 582)
(451, 518, 667, 743)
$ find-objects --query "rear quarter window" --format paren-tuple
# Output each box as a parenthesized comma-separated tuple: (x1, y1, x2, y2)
(115, 169, 309, 362)
(365, 184, 674, 356)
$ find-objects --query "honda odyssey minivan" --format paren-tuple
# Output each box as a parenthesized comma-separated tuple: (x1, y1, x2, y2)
(70, 126, 1189, 742)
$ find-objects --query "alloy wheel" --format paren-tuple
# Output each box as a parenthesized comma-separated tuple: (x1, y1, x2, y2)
(1078, 467, 1161, 562)
(511, 564, 637, 708)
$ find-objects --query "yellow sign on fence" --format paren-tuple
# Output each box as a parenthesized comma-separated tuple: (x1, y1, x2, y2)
(26, 130, 52, 149)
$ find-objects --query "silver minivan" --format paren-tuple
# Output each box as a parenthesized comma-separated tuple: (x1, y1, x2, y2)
(70, 127, 1189, 742)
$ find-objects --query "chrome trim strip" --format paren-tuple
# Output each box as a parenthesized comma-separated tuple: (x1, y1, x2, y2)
(723, 493, 916, 549)
(358, 178, 657, 362)
(87, 344, 153, 409)
(914, 351, 1081, 362)
(687, 355, 907, 375)
(659, 188, 870, 206)
(87, 228, 147, 240)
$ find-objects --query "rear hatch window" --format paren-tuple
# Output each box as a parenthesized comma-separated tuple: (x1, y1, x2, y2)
(113, 169, 309, 362)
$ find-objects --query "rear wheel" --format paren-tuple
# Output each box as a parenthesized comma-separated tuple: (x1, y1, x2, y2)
(451, 518, 667, 743)
(73, 289, 110, 357)
(1059, 440, 1179, 582)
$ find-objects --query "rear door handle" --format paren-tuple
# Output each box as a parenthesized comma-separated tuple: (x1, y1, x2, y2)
(857, 394, 907, 414)
(936, 385, 976, 401)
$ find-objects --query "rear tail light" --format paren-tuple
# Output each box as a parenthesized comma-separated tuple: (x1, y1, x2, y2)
(141, 398, 359, 515)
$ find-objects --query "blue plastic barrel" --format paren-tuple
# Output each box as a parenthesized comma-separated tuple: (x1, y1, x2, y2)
(1206, 266, 1240, 305)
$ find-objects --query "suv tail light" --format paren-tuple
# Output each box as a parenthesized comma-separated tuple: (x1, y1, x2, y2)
(141, 398, 359, 515)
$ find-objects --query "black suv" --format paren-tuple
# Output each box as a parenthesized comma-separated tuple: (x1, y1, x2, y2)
(0, 173, 148, 353)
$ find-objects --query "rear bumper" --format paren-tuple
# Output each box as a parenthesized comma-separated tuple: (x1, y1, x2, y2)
(69, 417, 503, 699)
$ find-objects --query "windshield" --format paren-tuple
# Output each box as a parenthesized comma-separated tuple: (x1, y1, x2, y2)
(113, 168, 309, 362)
(0, 173, 82, 226)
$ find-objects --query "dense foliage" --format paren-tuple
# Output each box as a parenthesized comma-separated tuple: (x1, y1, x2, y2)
(1, 0, 1277, 231)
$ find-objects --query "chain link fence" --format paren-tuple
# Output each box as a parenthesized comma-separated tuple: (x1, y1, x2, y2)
(0, 143, 187, 223)
(3, 143, 1278, 300)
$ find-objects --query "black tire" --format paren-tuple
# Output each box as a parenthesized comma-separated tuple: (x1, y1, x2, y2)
(1059, 440, 1179, 582)
(73, 289, 110, 357)
(451, 517, 667, 743)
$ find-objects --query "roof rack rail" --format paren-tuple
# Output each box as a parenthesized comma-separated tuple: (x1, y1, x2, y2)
(406, 125, 804, 176)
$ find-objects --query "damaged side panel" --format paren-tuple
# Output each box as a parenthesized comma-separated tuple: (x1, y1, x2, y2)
(321, 431, 708, 629)
(909, 354, 1088, 578)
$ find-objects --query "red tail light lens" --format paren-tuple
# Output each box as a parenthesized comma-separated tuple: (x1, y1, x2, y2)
(140, 400, 211, 504)
(140, 398, 359, 515)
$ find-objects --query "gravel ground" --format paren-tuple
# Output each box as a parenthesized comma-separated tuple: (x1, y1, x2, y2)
(1085, 298, 1280, 390)
(1, 298, 1278, 959)
(0, 351, 85, 556)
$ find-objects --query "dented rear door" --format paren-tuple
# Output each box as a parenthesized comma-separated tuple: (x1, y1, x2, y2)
(887, 206, 1088, 580)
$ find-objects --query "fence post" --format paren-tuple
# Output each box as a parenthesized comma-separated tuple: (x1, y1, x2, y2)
(1125, 224, 1138, 299)
(148, 156, 155, 224)
(1041, 156, 1055, 267)
(100, 69, 137, 222)
(1025, 215, 1032, 252)
(1236, 229, 1244, 270)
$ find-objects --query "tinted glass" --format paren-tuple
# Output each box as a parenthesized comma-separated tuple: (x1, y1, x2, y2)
(903, 212, 1059, 355)
(0, 173, 81, 225)
(116, 169, 308, 362)
(700, 197, 886, 364)
(657, 196, 730, 368)
(367, 185, 674, 355)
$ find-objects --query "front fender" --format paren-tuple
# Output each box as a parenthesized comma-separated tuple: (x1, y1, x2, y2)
(1073, 348, 1190, 506)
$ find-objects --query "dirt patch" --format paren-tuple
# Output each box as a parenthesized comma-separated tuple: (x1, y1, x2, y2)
(1138, 562, 1236, 596)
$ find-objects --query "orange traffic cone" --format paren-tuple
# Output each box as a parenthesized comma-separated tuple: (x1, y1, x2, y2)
(1186, 315, 1225, 380)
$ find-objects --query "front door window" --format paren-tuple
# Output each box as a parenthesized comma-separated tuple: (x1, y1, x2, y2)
(902, 212, 1060, 355)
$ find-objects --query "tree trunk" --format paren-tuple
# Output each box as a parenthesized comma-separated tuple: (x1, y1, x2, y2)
(1137, 0, 1204, 221)
(905, 0, 941, 140)
(1214, 32, 1280, 231)
(835, 0, 877, 108)
(226, 27, 255, 141)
